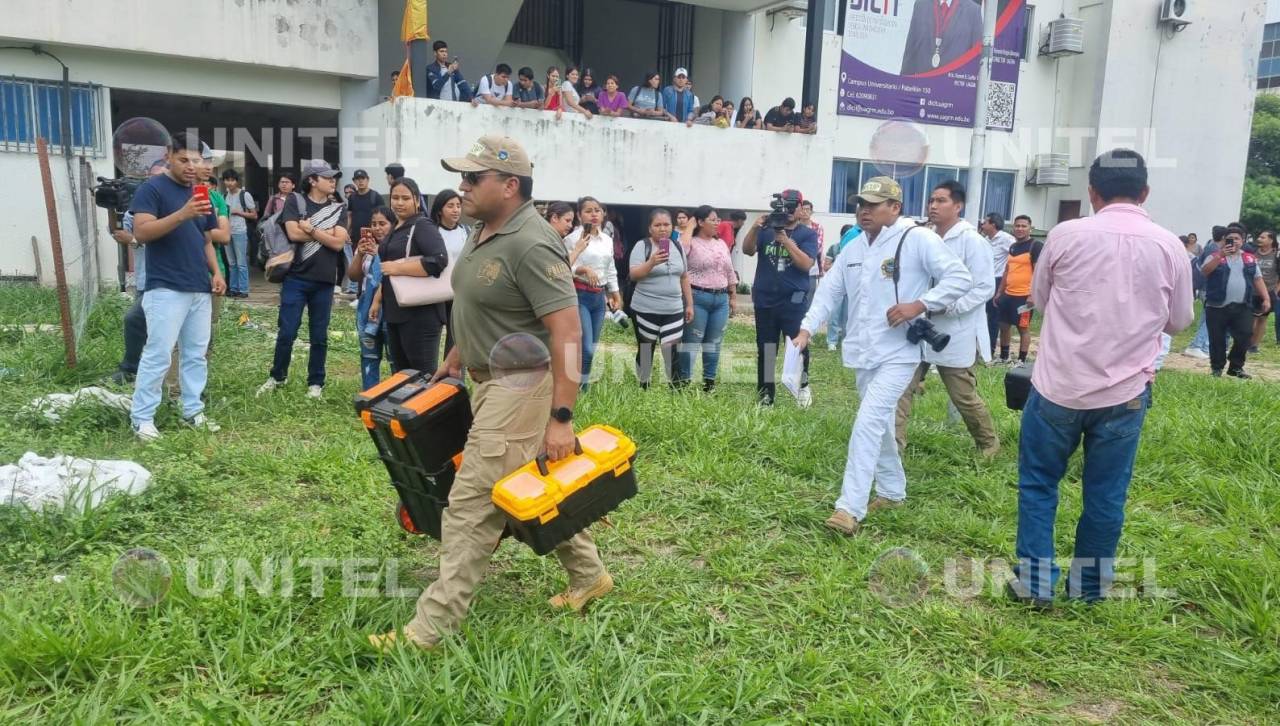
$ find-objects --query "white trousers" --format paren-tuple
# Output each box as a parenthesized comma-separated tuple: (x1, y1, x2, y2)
(836, 362, 920, 520)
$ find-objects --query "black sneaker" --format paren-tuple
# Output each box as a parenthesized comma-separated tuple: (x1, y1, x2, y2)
(1248, 346, 1260, 354)
(703, 379, 716, 393)
(1004, 580, 1054, 611)
(1227, 369, 1252, 380)
(108, 369, 136, 386)
(1211, 369, 1223, 377)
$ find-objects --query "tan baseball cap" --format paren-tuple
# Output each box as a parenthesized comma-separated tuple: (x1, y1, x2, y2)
(441, 134, 533, 177)
(856, 176, 903, 204)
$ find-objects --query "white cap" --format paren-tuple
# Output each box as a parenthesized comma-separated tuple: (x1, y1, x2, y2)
(674, 67, 689, 78)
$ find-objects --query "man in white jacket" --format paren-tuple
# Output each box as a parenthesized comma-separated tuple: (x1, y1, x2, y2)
(894, 180, 999, 457)
(795, 177, 971, 535)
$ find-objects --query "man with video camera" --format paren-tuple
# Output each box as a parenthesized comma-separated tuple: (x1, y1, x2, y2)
(743, 189, 820, 407)
(794, 177, 971, 535)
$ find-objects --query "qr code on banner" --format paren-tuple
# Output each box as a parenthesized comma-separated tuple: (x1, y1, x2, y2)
(986, 81, 1017, 130)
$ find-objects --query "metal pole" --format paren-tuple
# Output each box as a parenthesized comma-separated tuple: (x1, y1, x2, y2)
(965, 0, 1000, 224)
(801, 0, 827, 111)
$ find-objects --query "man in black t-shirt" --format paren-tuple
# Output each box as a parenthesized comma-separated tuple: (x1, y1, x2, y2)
(345, 169, 384, 295)
(258, 160, 349, 399)
(764, 98, 798, 132)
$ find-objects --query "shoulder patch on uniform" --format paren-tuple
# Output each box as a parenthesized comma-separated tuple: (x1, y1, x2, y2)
(546, 262, 571, 280)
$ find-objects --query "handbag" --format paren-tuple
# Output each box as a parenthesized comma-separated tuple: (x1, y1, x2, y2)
(387, 223, 455, 306)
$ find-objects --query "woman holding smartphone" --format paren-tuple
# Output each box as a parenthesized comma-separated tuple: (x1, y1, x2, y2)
(564, 196, 621, 390)
(674, 206, 737, 392)
(377, 177, 450, 375)
(629, 208, 693, 388)
(348, 206, 395, 389)
(544, 66, 564, 119)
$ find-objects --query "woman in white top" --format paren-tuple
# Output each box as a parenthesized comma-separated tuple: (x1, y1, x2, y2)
(429, 188, 470, 355)
(560, 66, 594, 120)
(564, 196, 620, 390)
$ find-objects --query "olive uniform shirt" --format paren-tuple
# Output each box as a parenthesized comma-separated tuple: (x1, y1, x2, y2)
(451, 201, 577, 371)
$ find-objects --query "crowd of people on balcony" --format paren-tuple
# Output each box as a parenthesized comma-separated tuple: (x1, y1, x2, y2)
(407, 39, 817, 134)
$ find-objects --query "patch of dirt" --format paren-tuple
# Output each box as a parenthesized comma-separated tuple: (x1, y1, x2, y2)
(1065, 700, 1126, 723)
(706, 605, 728, 623)
(1161, 350, 1280, 382)
(1147, 665, 1188, 695)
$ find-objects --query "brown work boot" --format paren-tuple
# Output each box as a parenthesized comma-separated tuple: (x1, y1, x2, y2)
(367, 629, 437, 653)
(824, 509, 860, 535)
(549, 572, 614, 612)
(868, 496, 903, 514)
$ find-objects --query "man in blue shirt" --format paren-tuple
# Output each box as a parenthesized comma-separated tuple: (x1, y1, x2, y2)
(661, 68, 697, 126)
(742, 191, 820, 406)
(128, 131, 225, 441)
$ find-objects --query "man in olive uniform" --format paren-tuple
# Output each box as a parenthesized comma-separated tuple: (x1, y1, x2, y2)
(371, 135, 613, 651)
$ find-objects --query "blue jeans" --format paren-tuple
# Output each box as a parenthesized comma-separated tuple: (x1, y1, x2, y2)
(228, 231, 250, 295)
(355, 258, 386, 391)
(130, 289, 211, 426)
(677, 288, 731, 382)
(577, 288, 606, 388)
(118, 290, 147, 375)
(1013, 386, 1151, 602)
(827, 295, 849, 348)
(1189, 311, 1209, 352)
(270, 276, 334, 387)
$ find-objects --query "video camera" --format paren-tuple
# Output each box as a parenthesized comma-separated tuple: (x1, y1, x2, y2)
(768, 189, 803, 230)
(94, 176, 143, 214)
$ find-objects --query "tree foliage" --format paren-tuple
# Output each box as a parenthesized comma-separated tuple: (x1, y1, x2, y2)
(1241, 94, 1280, 232)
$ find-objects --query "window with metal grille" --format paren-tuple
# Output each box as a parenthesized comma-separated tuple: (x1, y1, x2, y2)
(507, 0, 584, 64)
(0, 76, 101, 154)
(657, 2, 695, 83)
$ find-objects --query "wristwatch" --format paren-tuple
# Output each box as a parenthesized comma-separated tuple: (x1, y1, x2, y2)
(551, 406, 574, 424)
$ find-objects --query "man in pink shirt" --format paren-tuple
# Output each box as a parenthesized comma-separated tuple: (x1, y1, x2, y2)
(1009, 149, 1193, 608)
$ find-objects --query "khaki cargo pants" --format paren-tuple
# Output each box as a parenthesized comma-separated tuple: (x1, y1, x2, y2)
(405, 372, 606, 645)
(894, 361, 999, 453)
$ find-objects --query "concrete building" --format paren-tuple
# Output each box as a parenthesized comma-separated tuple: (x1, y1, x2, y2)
(1258, 0, 1280, 93)
(0, 0, 1267, 285)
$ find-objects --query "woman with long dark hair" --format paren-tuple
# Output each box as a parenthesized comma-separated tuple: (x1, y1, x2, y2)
(577, 67, 601, 115)
(349, 205, 395, 389)
(675, 206, 737, 391)
(627, 71, 666, 120)
(735, 97, 762, 130)
(378, 177, 450, 374)
(565, 196, 621, 389)
(629, 208, 693, 388)
(561, 65, 594, 120)
(429, 188, 471, 355)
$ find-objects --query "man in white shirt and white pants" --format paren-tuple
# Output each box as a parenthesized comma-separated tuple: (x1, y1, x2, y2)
(795, 177, 971, 535)
(895, 180, 999, 457)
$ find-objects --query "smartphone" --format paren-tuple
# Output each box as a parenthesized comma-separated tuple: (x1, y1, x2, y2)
(657, 238, 671, 255)
(360, 226, 372, 242)
(192, 185, 210, 207)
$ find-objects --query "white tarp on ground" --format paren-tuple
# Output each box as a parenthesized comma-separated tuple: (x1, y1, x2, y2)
(28, 386, 132, 423)
(0, 453, 151, 510)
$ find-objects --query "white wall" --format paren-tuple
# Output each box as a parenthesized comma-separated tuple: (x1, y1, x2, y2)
(362, 98, 832, 211)
(0, 0, 378, 79)
(719, 12, 756, 107)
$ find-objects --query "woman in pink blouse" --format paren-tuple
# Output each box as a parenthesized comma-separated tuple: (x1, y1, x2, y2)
(675, 205, 738, 391)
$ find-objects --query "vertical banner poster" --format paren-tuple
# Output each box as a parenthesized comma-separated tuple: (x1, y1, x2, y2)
(838, 0, 1026, 129)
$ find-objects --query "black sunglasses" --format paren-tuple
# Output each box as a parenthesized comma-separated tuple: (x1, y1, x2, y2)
(462, 171, 505, 186)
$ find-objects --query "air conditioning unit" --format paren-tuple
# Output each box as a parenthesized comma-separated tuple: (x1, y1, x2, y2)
(1041, 17, 1084, 58)
(1028, 153, 1070, 186)
(1159, 0, 1191, 29)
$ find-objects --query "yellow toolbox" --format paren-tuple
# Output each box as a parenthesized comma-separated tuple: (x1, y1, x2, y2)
(492, 425, 638, 555)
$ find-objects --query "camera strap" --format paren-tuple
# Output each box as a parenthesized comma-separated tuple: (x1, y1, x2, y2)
(891, 223, 928, 305)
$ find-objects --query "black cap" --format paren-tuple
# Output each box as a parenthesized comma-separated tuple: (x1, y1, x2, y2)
(352, 169, 369, 180)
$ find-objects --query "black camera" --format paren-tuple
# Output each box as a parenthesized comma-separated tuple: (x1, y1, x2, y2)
(94, 176, 142, 214)
(768, 189, 802, 229)
(906, 318, 950, 352)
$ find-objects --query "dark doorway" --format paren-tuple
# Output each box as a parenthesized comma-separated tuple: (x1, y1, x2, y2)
(1057, 200, 1082, 224)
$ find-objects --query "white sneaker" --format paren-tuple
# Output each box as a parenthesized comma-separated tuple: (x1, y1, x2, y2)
(133, 421, 161, 442)
(796, 385, 813, 409)
(827, 342, 838, 351)
(348, 299, 359, 308)
(1182, 347, 1209, 360)
(182, 413, 221, 433)
(307, 385, 324, 399)
(256, 378, 284, 397)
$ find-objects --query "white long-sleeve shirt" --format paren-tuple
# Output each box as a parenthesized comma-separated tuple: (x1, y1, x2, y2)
(802, 216, 972, 370)
(564, 227, 619, 293)
(927, 219, 995, 367)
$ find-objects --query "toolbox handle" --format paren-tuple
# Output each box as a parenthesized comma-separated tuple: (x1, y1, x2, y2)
(536, 438, 583, 476)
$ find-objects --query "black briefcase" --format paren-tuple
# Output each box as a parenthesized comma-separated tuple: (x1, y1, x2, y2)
(1004, 361, 1034, 411)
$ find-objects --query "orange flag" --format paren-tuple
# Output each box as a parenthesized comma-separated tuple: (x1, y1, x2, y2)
(391, 58, 415, 98)
(401, 0, 428, 43)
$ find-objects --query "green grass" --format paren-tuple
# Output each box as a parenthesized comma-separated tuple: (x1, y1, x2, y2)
(0, 286, 1278, 723)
